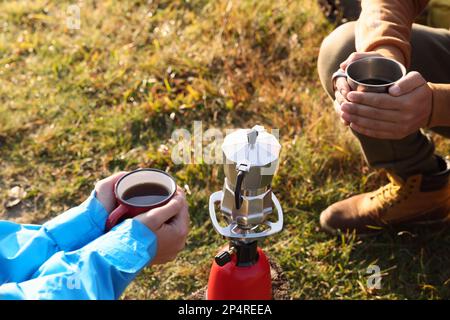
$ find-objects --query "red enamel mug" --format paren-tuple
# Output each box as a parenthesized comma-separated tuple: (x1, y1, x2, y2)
(105, 168, 177, 231)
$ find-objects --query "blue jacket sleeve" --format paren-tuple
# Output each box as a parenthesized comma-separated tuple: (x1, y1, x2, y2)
(0, 219, 157, 300)
(0, 191, 108, 284)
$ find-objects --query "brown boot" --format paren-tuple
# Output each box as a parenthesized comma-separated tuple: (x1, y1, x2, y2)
(320, 157, 450, 235)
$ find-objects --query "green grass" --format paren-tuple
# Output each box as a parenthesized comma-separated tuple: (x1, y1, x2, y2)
(1, 0, 450, 299)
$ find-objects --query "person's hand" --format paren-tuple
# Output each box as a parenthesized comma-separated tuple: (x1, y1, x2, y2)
(134, 187, 189, 265)
(334, 51, 384, 126)
(94, 172, 127, 214)
(341, 71, 432, 139)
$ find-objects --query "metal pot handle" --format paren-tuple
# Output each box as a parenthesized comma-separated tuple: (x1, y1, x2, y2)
(234, 170, 246, 210)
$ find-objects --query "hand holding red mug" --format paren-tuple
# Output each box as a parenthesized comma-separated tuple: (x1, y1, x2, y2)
(134, 187, 189, 265)
(94, 170, 190, 265)
(105, 169, 178, 231)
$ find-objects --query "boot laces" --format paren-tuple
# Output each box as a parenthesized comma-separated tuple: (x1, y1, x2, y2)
(372, 174, 411, 209)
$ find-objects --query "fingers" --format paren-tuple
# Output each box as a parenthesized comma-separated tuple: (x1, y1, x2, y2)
(148, 200, 190, 265)
(346, 91, 397, 109)
(176, 185, 185, 196)
(142, 189, 186, 230)
(94, 171, 128, 213)
(167, 187, 189, 237)
(340, 51, 383, 70)
(334, 77, 351, 126)
(389, 71, 426, 96)
(166, 187, 189, 247)
(164, 220, 188, 252)
(168, 204, 189, 251)
(172, 200, 189, 231)
(335, 76, 350, 97)
(341, 102, 397, 122)
(95, 171, 127, 190)
(345, 113, 420, 140)
(334, 98, 350, 126)
(349, 123, 395, 139)
(335, 90, 347, 106)
(342, 112, 396, 132)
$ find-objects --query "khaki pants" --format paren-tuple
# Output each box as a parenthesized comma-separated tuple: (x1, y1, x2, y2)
(318, 22, 450, 178)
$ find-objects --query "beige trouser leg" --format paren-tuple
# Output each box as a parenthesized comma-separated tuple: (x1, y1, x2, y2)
(318, 22, 450, 178)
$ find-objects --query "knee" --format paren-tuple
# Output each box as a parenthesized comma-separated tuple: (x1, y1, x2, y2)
(318, 22, 356, 96)
(319, 22, 356, 64)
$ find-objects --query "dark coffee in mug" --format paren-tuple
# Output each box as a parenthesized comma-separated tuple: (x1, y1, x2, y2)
(105, 168, 177, 231)
(345, 57, 406, 93)
(122, 182, 170, 206)
(357, 78, 391, 86)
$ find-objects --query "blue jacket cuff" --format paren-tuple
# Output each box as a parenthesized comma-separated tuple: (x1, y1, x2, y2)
(42, 190, 108, 251)
(80, 218, 158, 273)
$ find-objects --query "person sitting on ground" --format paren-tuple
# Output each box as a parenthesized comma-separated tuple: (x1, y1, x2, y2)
(0, 172, 189, 299)
(318, 0, 450, 234)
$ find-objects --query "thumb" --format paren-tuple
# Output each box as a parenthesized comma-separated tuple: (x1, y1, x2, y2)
(389, 71, 426, 96)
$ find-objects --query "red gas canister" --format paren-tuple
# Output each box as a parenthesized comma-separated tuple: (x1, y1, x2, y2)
(207, 244, 272, 300)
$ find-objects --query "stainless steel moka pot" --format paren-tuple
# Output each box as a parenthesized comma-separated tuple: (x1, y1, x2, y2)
(207, 125, 283, 299)
(209, 125, 283, 240)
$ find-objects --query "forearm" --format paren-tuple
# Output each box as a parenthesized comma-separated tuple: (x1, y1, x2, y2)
(356, 0, 428, 67)
(42, 190, 108, 251)
(0, 219, 157, 300)
(0, 223, 59, 284)
(370, 44, 405, 66)
(427, 83, 450, 128)
(0, 191, 107, 284)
